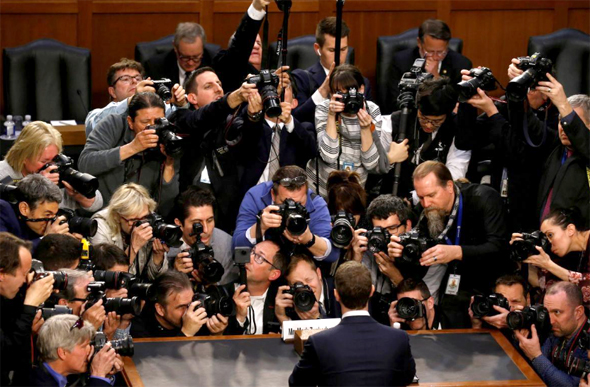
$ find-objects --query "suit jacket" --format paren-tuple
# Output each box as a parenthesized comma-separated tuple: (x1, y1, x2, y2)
(0, 199, 42, 250)
(292, 62, 373, 124)
(384, 47, 472, 114)
(31, 364, 112, 387)
(144, 49, 213, 86)
(289, 315, 416, 386)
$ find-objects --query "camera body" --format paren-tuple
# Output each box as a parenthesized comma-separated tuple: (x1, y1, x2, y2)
(57, 208, 98, 237)
(397, 231, 436, 265)
(40, 305, 72, 320)
(363, 227, 391, 255)
(398, 58, 433, 109)
(247, 70, 282, 118)
(396, 297, 425, 320)
(151, 79, 172, 102)
(471, 293, 510, 318)
(330, 210, 356, 249)
(93, 331, 134, 357)
(506, 53, 553, 102)
(192, 286, 236, 318)
(149, 117, 184, 158)
(456, 67, 497, 102)
(510, 230, 550, 262)
(272, 198, 310, 237)
(187, 222, 224, 285)
(135, 213, 183, 248)
(506, 304, 550, 332)
(284, 282, 316, 312)
(31, 259, 68, 291)
(337, 87, 365, 115)
(42, 153, 99, 199)
(86, 281, 142, 316)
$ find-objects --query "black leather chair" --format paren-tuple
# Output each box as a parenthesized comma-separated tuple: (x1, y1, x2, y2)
(135, 34, 221, 70)
(528, 28, 590, 96)
(268, 35, 355, 71)
(375, 28, 463, 111)
(3, 38, 91, 123)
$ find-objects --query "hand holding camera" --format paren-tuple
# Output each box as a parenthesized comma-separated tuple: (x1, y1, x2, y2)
(131, 128, 159, 154)
(351, 228, 368, 262)
(523, 246, 553, 271)
(387, 300, 406, 327)
(82, 297, 107, 330)
(39, 164, 60, 185)
(537, 73, 572, 117)
(328, 93, 345, 116)
(90, 341, 117, 378)
(130, 222, 153, 256)
(174, 251, 194, 274)
(206, 313, 229, 335)
(274, 65, 291, 95)
(181, 300, 208, 336)
(233, 284, 251, 323)
(275, 285, 294, 322)
(513, 324, 543, 361)
(45, 215, 70, 236)
(229, 82, 258, 109)
(151, 238, 170, 267)
(169, 83, 187, 107)
(24, 272, 54, 307)
(260, 204, 283, 234)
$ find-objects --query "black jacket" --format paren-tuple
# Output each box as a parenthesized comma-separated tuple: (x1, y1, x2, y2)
(225, 281, 283, 335)
(130, 302, 211, 338)
(286, 276, 341, 321)
(30, 364, 112, 387)
(144, 49, 214, 86)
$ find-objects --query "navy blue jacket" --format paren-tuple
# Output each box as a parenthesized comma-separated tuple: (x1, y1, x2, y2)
(0, 199, 42, 250)
(289, 315, 416, 386)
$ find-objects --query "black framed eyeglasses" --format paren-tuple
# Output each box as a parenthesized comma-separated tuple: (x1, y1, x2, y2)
(274, 176, 306, 188)
(251, 250, 280, 271)
(112, 74, 143, 85)
(384, 224, 405, 234)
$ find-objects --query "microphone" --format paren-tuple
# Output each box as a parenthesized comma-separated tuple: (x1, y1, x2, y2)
(76, 89, 89, 116)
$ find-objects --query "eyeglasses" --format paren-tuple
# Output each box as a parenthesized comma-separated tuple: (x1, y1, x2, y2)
(251, 250, 280, 271)
(177, 53, 203, 63)
(384, 224, 405, 234)
(274, 176, 306, 189)
(120, 214, 149, 224)
(417, 112, 446, 127)
(421, 48, 448, 59)
(112, 75, 143, 85)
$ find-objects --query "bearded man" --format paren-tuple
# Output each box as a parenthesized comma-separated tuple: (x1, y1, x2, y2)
(388, 161, 509, 328)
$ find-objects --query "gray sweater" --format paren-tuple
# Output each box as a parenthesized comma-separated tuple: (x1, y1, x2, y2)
(78, 113, 179, 216)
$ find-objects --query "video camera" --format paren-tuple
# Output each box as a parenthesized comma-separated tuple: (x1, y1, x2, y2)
(272, 198, 309, 237)
(93, 332, 134, 357)
(192, 285, 236, 318)
(147, 117, 184, 158)
(396, 297, 425, 320)
(363, 227, 391, 255)
(135, 213, 183, 248)
(0, 183, 18, 203)
(247, 70, 282, 118)
(186, 222, 224, 285)
(283, 282, 316, 312)
(40, 305, 72, 320)
(471, 293, 510, 318)
(506, 52, 553, 102)
(151, 79, 173, 102)
(456, 67, 497, 102)
(397, 58, 433, 109)
(41, 154, 99, 199)
(31, 259, 68, 291)
(330, 210, 356, 249)
(506, 304, 551, 332)
(56, 208, 98, 237)
(397, 231, 436, 265)
(85, 281, 142, 316)
(337, 87, 365, 115)
(510, 231, 550, 262)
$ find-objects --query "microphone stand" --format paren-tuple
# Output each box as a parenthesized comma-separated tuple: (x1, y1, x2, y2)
(392, 93, 416, 196)
(334, 0, 345, 67)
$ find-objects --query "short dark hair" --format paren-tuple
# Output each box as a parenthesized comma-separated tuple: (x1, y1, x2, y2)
(174, 186, 216, 223)
(366, 194, 410, 223)
(0, 232, 32, 275)
(35, 234, 82, 271)
(271, 166, 308, 195)
(413, 161, 453, 188)
(329, 64, 364, 94)
(327, 170, 366, 216)
(418, 19, 451, 42)
(284, 254, 317, 279)
(270, 250, 288, 276)
(546, 281, 584, 308)
(543, 207, 588, 232)
(16, 174, 62, 211)
(153, 271, 192, 307)
(417, 78, 457, 116)
(185, 66, 217, 95)
(397, 278, 431, 299)
(335, 261, 372, 309)
(91, 244, 129, 271)
(128, 92, 166, 121)
(494, 274, 528, 297)
(315, 17, 350, 47)
(107, 58, 144, 87)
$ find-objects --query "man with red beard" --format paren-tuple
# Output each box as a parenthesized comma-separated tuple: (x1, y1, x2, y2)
(389, 161, 509, 328)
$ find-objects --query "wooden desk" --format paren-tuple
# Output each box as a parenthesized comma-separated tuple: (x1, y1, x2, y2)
(121, 330, 545, 387)
(55, 124, 86, 146)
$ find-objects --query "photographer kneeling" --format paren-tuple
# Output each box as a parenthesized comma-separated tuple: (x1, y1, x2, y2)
(388, 278, 440, 330)
(32, 314, 123, 386)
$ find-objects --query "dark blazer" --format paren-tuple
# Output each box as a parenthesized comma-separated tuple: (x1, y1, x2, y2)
(0, 199, 42, 250)
(292, 61, 373, 124)
(225, 280, 283, 335)
(31, 364, 112, 387)
(384, 47, 472, 114)
(289, 315, 416, 386)
(236, 117, 317, 197)
(144, 49, 213, 86)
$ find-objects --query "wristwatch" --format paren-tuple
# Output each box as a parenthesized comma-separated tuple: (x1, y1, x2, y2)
(303, 233, 316, 248)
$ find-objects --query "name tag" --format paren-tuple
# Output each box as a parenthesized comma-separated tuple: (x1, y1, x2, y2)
(281, 318, 341, 341)
(445, 274, 461, 295)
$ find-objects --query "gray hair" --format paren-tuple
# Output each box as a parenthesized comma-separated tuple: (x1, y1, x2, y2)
(568, 94, 590, 124)
(16, 174, 62, 210)
(37, 314, 95, 362)
(59, 269, 90, 301)
(174, 22, 206, 47)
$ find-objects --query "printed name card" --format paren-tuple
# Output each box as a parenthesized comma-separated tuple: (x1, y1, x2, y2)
(281, 318, 341, 341)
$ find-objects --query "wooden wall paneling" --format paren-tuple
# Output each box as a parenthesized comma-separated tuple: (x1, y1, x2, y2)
(568, 8, 590, 33)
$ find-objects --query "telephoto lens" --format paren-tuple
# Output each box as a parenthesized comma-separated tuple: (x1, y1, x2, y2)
(192, 286, 237, 318)
(330, 211, 356, 249)
(93, 332, 134, 357)
(57, 208, 98, 237)
(470, 293, 509, 318)
(396, 297, 424, 320)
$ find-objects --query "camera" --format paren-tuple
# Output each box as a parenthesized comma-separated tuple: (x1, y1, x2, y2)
(0, 183, 18, 203)
(456, 67, 497, 102)
(284, 282, 316, 312)
(135, 213, 183, 248)
(397, 231, 436, 265)
(247, 69, 282, 118)
(151, 79, 172, 102)
(337, 87, 365, 115)
(272, 198, 310, 237)
(86, 281, 142, 316)
(56, 208, 98, 237)
(41, 154, 99, 199)
(397, 58, 433, 109)
(40, 305, 72, 320)
(93, 270, 134, 290)
(31, 259, 68, 291)
(471, 293, 510, 318)
(510, 230, 550, 262)
(192, 286, 236, 318)
(506, 52, 553, 102)
(506, 304, 551, 332)
(567, 331, 590, 377)
(149, 117, 184, 158)
(93, 332, 134, 357)
(396, 297, 425, 320)
(330, 211, 356, 249)
(363, 227, 391, 255)
(128, 282, 154, 300)
(187, 222, 225, 285)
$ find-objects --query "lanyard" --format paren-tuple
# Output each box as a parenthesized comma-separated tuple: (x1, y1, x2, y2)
(444, 192, 463, 246)
(561, 148, 569, 165)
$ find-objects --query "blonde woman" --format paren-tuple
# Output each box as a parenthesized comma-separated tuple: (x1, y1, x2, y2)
(91, 183, 168, 281)
(0, 121, 103, 212)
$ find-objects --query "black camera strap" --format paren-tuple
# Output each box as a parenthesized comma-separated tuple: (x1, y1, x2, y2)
(256, 210, 264, 244)
(551, 318, 590, 369)
(417, 183, 462, 245)
(521, 100, 549, 148)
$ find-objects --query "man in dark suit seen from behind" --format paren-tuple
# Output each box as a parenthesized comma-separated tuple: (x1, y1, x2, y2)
(384, 19, 472, 114)
(289, 261, 416, 387)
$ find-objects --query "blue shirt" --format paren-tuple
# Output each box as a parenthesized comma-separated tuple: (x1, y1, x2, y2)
(42, 362, 114, 387)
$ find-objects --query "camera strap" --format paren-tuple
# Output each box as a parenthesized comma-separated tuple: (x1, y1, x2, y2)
(418, 184, 463, 246)
(521, 101, 549, 148)
(256, 210, 264, 244)
(551, 318, 589, 369)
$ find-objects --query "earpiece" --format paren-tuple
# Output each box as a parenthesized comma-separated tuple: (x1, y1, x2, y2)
(316, 49, 321, 57)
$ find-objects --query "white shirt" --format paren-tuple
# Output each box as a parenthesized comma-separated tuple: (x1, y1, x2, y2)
(256, 118, 295, 185)
(342, 310, 370, 319)
(178, 62, 193, 88)
(249, 289, 268, 335)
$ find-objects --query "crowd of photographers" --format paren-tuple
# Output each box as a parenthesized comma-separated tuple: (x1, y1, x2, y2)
(0, 1, 589, 385)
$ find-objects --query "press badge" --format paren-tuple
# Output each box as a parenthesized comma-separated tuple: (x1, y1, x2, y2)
(341, 161, 355, 172)
(445, 274, 461, 295)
